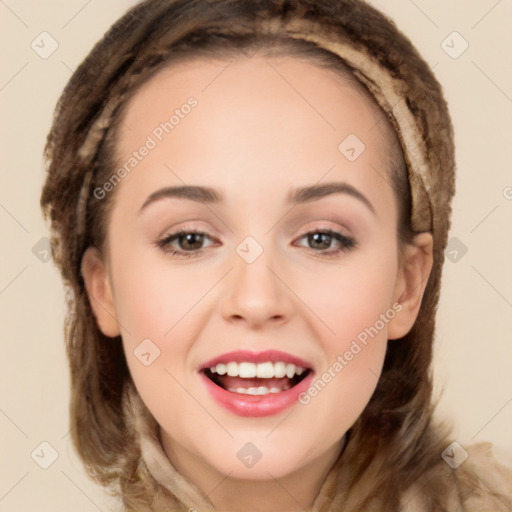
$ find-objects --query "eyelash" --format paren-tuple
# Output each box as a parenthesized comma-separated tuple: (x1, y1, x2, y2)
(155, 228, 356, 259)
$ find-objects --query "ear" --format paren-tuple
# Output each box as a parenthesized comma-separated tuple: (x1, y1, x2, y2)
(81, 247, 121, 338)
(388, 232, 433, 340)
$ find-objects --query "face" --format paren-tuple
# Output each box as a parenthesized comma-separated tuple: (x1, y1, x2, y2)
(83, 55, 431, 484)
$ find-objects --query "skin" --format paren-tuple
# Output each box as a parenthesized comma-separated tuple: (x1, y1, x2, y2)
(82, 55, 433, 512)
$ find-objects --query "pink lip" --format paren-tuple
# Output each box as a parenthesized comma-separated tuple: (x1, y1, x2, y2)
(200, 371, 314, 417)
(198, 349, 314, 417)
(199, 350, 313, 370)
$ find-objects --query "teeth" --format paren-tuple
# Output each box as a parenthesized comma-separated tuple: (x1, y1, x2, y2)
(256, 362, 274, 378)
(285, 364, 296, 379)
(209, 361, 306, 379)
(274, 362, 286, 378)
(227, 386, 285, 395)
(239, 362, 257, 378)
(226, 362, 238, 377)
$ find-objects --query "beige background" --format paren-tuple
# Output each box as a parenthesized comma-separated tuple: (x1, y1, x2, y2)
(1, 1, 511, 510)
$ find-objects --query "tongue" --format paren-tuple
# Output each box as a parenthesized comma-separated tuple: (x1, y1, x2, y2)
(218, 375, 291, 390)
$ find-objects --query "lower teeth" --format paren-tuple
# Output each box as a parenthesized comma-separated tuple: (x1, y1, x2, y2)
(226, 385, 290, 395)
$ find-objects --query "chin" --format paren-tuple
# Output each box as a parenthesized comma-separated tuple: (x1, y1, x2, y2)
(195, 434, 323, 481)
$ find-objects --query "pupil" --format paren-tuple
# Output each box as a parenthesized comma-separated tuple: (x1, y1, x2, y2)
(182, 233, 203, 250)
(310, 232, 331, 249)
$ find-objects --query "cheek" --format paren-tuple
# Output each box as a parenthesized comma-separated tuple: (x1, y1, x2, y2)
(111, 256, 213, 434)
(298, 251, 399, 343)
(108, 248, 205, 385)
(296, 288, 392, 446)
(294, 249, 398, 424)
(111, 250, 215, 343)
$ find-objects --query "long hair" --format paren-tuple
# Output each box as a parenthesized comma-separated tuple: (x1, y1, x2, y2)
(41, 1, 465, 510)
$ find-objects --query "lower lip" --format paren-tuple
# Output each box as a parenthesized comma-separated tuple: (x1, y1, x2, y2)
(200, 372, 315, 417)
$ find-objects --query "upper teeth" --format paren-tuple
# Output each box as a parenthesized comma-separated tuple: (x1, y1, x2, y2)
(209, 362, 305, 379)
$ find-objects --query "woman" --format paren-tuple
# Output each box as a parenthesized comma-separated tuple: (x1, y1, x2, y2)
(40, 0, 512, 510)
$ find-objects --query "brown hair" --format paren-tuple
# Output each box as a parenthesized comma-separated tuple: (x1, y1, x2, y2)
(40, 0, 470, 510)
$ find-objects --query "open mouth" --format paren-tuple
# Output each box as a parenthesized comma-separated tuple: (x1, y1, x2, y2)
(202, 361, 312, 396)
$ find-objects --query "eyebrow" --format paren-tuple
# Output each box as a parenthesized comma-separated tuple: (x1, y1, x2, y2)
(140, 185, 221, 211)
(139, 182, 375, 214)
(288, 182, 375, 214)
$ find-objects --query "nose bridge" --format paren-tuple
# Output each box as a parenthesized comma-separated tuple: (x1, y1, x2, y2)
(221, 236, 292, 326)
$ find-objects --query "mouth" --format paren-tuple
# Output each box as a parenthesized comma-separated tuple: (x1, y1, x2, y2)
(198, 350, 314, 417)
(202, 361, 311, 395)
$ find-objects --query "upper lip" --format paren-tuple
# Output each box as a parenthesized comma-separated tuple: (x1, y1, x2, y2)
(199, 350, 314, 371)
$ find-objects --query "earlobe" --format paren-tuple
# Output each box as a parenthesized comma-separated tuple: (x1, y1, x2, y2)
(388, 232, 434, 340)
(81, 247, 121, 338)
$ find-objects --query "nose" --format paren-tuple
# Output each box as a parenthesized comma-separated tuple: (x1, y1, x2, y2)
(220, 246, 294, 329)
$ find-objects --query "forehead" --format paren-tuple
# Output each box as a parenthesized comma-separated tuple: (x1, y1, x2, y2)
(113, 55, 395, 212)
(120, 53, 386, 141)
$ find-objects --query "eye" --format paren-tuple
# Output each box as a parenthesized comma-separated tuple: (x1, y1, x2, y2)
(156, 229, 216, 257)
(295, 229, 356, 256)
(155, 228, 356, 258)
